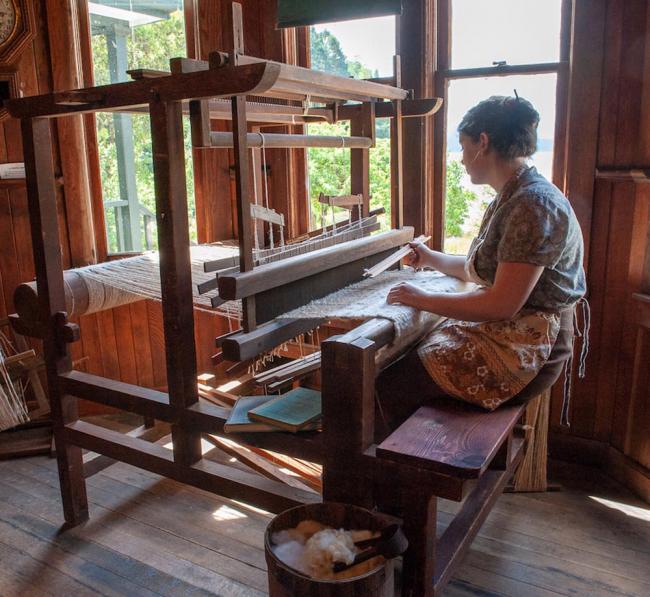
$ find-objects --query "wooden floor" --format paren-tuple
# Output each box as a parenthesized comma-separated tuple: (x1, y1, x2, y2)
(0, 438, 649, 596)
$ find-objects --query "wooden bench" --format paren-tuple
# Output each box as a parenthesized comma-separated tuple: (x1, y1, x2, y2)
(376, 400, 526, 596)
(320, 320, 527, 597)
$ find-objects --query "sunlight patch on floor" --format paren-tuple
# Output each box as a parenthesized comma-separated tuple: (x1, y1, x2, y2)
(212, 504, 248, 521)
(589, 496, 650, 521)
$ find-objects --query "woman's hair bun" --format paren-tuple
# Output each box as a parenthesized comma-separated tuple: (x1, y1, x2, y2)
(458, 96, 540, 159)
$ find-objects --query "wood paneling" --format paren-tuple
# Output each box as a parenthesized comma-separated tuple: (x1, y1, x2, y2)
(551, 0, 650, 499)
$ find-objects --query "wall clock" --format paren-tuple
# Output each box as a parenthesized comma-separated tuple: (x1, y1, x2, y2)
(0, 0, 35, 67)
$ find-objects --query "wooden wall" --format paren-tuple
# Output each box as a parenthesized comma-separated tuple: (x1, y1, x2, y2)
(549, 0, 650, 501)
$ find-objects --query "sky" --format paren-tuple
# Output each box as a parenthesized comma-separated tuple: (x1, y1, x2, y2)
(314, 0, 562, 139)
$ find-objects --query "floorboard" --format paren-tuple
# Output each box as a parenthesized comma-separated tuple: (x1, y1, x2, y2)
(0, 440, 648, 596)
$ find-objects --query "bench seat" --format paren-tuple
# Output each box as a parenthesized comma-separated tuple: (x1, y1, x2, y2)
(376, 399, 526, 478)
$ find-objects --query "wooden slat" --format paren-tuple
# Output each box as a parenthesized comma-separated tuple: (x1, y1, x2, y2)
(63, 420, 319, 514)
(376, 402, 525, 478)
(218, 227, 413, 300)
(220, 317, 322, 362)
(434, 440, 525, 592)
(60, 370, 173, 421)
(21, 116, 88, 525)
(150, 100, 202, 466)
(83, 422, 171, 478)
(5, 63, 283, 118)
(209, 131, 373, 149)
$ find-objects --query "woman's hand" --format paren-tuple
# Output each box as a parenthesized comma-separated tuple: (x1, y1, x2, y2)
(387, 282, 431, 308)
(404, 241, 429, 269)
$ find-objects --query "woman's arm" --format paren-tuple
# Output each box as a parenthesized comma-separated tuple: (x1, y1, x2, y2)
(387, 261, 544, 321)
(406, 242, 472, 282)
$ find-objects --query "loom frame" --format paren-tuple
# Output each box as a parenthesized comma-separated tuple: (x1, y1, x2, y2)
(6, 5, 527, 594)
(5, 2, 423, 524)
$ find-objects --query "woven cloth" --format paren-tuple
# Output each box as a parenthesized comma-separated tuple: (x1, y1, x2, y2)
(279, 269, 469, 367)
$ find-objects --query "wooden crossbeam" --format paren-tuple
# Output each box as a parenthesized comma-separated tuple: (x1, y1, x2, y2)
(218, 228, 413, 300)
(220, 318, 322, 362)
(318, 193, 364, 208)
(210, 132, 373, 149)
(64, 420, 319, 514)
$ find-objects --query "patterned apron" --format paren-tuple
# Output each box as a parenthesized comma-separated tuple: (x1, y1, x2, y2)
(417, 171, 561, 410)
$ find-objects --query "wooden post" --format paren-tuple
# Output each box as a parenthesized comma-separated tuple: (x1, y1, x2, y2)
(401, 488, 436, 597)
(391, 55, 405, 229)
(321, 335, 376, 508)
(400, 0, 436, 242)
(149, 100, 202, 467)
(21, 117, 88, 525)
(232, 95, 257, 331)
(228, 1, 257, 331)
(45, 0, 97, 266)
(351, 102, 375, 219)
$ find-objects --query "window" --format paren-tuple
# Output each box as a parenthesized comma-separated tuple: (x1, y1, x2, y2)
(89, 1, 196, 253)
(437, 0, 567, 254)
(308, 16, 395, 230)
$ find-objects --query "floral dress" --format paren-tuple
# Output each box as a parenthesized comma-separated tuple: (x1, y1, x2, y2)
(417, 166, 586, 410)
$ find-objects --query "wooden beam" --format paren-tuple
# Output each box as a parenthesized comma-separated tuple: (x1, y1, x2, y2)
(150, 100, 202, 466)
(5, 63, 283, 118)
(434, 440, 525, 592)
(441, 62, 563, 79)
(351, 102, 375, 217)
(218, 228, 413, 300)
(21, 117, 88, 525)
(83, 421, 171, 478)
(220, 318, 323, 362)
(63, 420, 319, 514)
(231, 94, 257, 332)
(338, 98, 442, 121)
(208, 131, 373, 149)
(60, 370, 173, 421)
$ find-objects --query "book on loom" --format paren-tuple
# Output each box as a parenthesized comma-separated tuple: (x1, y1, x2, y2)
(248, 387, 322, 433)
(224, 393, 321, 433)
(224, 395, 280, 433)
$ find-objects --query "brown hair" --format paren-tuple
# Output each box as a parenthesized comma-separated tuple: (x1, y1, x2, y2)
(458, 95, 540, 159)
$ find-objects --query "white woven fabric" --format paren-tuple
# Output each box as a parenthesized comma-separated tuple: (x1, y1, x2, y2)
(279, 269, 469, 367)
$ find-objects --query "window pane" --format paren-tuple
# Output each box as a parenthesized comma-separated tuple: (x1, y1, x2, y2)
(443, 74, 557, 255)
(311, 16, 395, 78)
(89, 1, 196, 253)
(308, 17, 395, 230)
(450, 0, 562, 69)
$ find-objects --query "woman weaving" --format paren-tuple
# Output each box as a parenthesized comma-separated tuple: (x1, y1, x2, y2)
(380, 95, 587, 433)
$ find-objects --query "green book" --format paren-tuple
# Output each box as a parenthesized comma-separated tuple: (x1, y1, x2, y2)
(224, 395, 280, 433)
(248, 387, 322, 433)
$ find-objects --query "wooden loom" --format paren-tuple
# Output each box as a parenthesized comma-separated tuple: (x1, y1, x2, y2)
(6, 5, 527, 594)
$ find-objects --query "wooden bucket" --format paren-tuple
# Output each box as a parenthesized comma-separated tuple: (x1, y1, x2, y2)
(265, 502, 395, 597)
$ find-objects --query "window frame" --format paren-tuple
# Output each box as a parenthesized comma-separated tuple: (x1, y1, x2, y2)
(77, 0, 198, 260)
(431, 0, 572, 251)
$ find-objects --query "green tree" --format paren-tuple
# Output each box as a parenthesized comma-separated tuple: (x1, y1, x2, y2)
(91, 10, 196, 252)
(310, 28, 348, 76)
(445, 160, 477, 238)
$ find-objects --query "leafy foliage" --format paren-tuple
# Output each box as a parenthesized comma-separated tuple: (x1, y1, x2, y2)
(91, 10, 196, 252)
(309, 28, 349, 76)
(444, 160, 476, 238)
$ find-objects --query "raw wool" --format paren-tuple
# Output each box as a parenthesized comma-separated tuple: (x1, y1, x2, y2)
(279, 270, 471, 367)
(304, 529, 356, 576)
(271, 520, 381, 580)
(0, 333, 29, 431)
